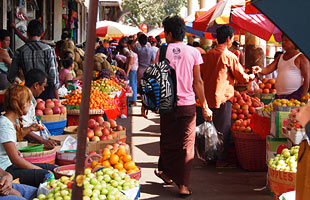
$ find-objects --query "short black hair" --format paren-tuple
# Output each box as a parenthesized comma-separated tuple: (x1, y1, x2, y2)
(216, 25, 235, 44)
(0, 29, 10, 41)
(61, 32, 69, 40)
(63, 58, 74, 69)
(25, 69, 47, 88)
(155, 35, 161, 43)
(27, 19, 43, 37)
(64, 51, 73, 59)
(193, 42, 200, 47)
(163, 16, 185, 42)
(138, 34, 148, 46)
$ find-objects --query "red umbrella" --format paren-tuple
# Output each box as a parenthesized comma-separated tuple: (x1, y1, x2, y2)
(245, 1, 260, 14)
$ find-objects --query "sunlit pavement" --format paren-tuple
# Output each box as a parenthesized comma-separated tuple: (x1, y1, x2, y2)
(116, 102, 273, 200)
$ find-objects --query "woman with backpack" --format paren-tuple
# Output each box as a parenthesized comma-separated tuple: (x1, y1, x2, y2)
(141, 16, 212, 197)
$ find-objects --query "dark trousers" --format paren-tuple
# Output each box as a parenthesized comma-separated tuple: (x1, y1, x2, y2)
(211, 101, 232, 161)
(6, 163, 57, 187)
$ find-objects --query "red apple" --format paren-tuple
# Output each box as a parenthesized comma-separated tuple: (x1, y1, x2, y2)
(52, 98, 59, 102)
(237, 109, 243, 114)
(268, 78, 276, 85)
(60, 105, 67, 114)
(239, 126, 246, 132)
(115, 125, 123, 131)
(242, 105, 249, 110)
(241, 121, 248, 127)
(249, 107, 256, 114)
(259, 83, 265, 89)
(36, 98, 44, 104)
(245, 126, 252, 132)
(52, 106, 61, 114)
(102, 128, 110, 136)
(94, 126, 103, 137)
(270, 89, 277, 94)
(97, 116, 105, 125)
(100, 135, 107, 141)
(103, 121, 111, 129)
(238, 99, 245, 106)
(35, 109, 43, 116)
(232, 109, 237, 113)
(242, 109, 249, 115)
(235, 120, 241, 126)
(246, 114, 252, 119)
(88, 119, 97, 129)
(43, 108, 53, 115)
(45, 101, 55, 109)
(233, 103, 241, 110)
(87, 128, 94, 139)
(263, 89, 270, 94)
(238, 114, 245, 119)
(265, 83, 272, 89)
(108, 119, 117, 128)
(262, 78, 269, 84)
(54, 101, 61, 107)
(36, 102, 45, 110)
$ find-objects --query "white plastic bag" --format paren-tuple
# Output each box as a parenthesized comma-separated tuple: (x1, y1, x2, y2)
(195, 122, 223, 162)
(247, 80, 260, 95)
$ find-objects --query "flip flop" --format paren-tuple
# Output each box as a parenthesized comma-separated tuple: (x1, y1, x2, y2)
(179, 190, 192, 198)
(154, 169, 173, 185)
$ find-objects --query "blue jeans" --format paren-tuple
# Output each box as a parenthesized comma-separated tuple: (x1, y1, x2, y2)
(128, 70, 137, 102)
(0, 183, 37, 200)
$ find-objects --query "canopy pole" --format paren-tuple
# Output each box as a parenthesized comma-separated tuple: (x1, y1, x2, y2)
(71, 0, 99, 199)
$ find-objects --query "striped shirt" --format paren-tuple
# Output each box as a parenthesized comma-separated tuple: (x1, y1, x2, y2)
(8, 39, 60, 89)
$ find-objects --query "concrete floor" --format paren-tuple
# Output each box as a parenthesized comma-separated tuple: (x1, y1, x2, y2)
(116, 102, 274, 200)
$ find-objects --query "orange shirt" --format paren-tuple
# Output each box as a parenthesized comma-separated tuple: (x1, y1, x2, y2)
(201, 44, 250, 108)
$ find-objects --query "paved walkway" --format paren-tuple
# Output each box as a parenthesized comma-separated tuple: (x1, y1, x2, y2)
(117, 102, 273, 200)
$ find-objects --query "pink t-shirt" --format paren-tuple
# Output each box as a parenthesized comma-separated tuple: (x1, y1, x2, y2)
(59, 68, 72, 87)
(156, 43, 203, 106)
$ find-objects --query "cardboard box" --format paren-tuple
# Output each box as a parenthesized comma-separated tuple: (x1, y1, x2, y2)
(39, 112, 67, 123)
(116, 128, 126, 142)
(270, 111, 290, 138)
(268, 167, 296, 193)
(64, 126, 78, 134)
(266, 135, 290, 163)
(283, 128, 306, 145)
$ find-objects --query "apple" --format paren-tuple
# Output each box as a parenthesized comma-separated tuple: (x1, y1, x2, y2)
(35, 109, 43, 116)
(249, 106, 256, 114)
(231, 113, 238, 120)
(268, 78, 276, 85)
(265, 83, 272, 89)
(36, 102, 45, 110)
(242, 109, 249, 115)
(115, 125, 123, 131)
(46, 101, 55, 108)
(259, 83, 265, 89)
(111, 132, 118, 139)
(103, 121, 111, 129)
(87, 129, 94, 139)
(97, 116, 105, 125)
(238, 114, 245, 119)
(262, 78, 269, 84)
(239, 126, 246, 132)
(107, 135, 113, 140)
(94, 126, 103, 137)
(36, 98, 44, 104)
(263, 89, 270, 94)
(245, 126, 252, 132)
(238, 99, 245, 106)
(92, 136, 100, 142)
(54, 100, 61, 107)
(60, 105, 67, 114)
(88, 119, 97, 129)
(53, 106, 61, 114)
(100, 135, 107, 141)
(43, 108, 53, 115)
(270, 89, 277, 94)
(237, 109, 243, 114)
(233, 103, 241, 110)
(108, 119, 117, 128)
(235, 120, 241, 126)
(102, 128, 110, 136)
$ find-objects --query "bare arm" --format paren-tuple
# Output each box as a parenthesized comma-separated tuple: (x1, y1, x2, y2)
(3, 142, 41, 169)
(298, 54, 310, 97)
(253, 56, 280, 75)
(24, 132, 57, 149)
(0, 50, 12, 65)
(193, 64, 212, 121)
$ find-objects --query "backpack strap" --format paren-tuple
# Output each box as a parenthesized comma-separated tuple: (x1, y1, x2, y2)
(159, 45, 168, 62)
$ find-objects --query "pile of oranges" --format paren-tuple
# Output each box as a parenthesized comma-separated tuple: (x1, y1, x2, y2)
(63, 89, 116, 110)
(91, 146, 139, 174)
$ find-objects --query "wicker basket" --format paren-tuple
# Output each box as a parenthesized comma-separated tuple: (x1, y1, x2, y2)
(232, 131, 267, 171)
(22, 147, 57, 164)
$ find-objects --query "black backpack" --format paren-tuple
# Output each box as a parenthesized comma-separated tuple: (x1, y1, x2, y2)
(139, 45, 178, 114)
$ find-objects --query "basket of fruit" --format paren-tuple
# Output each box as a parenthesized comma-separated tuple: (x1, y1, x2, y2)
(268, 146, 299, 199)
(273, 99, 305, 112)
(232, 130, 267, 171)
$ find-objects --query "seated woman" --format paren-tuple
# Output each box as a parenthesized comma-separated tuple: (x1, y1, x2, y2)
(59, 57, 81, 87)
(0, 29, 12, 90)
(0, 85, 56, 187)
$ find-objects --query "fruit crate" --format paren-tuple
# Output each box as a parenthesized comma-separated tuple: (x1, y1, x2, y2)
(43, 120, 67, 135)
(232, 130, 267, 171)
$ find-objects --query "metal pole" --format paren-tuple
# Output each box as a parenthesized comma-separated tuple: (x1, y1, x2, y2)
(71, 0, 99, 199)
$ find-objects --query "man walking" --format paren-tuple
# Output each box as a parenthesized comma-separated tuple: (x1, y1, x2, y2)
(8, 19, 59, 100)
(201, 25, 255, 168)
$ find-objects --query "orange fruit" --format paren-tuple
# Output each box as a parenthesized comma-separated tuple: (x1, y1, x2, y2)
(124, 161, 135, 170)
(122, 154, 132, 163)
(114, 162, 124, 171)
(120, 168, 127, 173)
(127, 169, 135, 174)
(116, 147, 126, 157)
(133, 166, 140, 172)
(110, 149, 116, 155)
(101, 160, 111, 168)
(91, 161, 98, 168)
(102, 149, 111, 160)
(109, 154, 119, 165)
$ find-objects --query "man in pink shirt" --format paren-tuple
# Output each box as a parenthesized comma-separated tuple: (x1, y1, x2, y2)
(141, 16, 212, 198)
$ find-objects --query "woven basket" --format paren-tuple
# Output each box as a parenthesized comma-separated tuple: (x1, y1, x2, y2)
(23, 152, 56, 164)
(232, 131, 267, 171)
(22, 147, 57, 158)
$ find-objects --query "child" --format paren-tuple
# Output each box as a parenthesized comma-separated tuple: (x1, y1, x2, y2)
(59, 57, 81, 87)
(0, 85, 56, 187)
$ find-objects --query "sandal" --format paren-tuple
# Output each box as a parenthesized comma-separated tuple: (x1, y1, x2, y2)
(179, 190, 192, 198)
(154, 169, 173, 185)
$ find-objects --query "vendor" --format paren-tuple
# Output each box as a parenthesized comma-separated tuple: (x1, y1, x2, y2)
(0, 29, 12, 90)
(59, 57, 82, 88)
(0, 85, 56, 187)
(23, 69, 58, 149)
(253, 34, 309, 101)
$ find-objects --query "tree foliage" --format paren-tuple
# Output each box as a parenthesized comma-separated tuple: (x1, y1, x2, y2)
(122, 0, 186, 26)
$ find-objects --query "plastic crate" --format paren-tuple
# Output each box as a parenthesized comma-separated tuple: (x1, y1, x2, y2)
(43, 120, 67, 135)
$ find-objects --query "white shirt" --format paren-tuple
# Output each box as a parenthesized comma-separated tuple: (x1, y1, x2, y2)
(0, 116, 16, 170)
(22, 97, 40, 136)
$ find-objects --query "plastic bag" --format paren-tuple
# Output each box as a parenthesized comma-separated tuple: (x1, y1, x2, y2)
(195, 122, 223, 162)
(247, 80, 260, 95)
